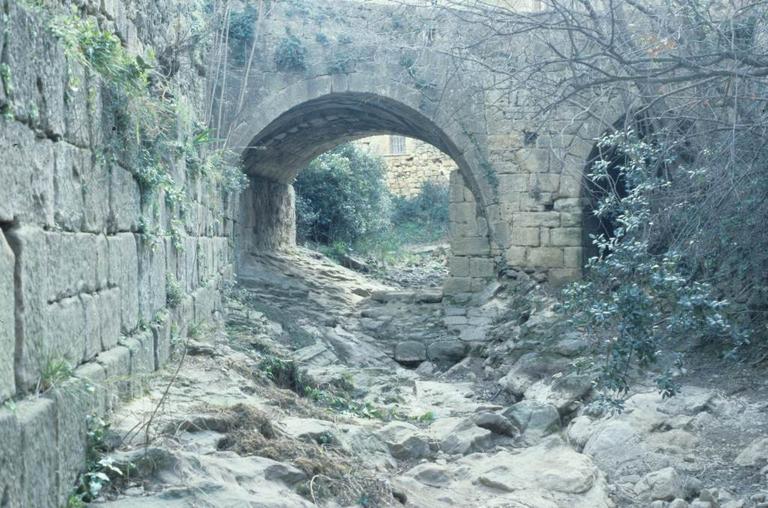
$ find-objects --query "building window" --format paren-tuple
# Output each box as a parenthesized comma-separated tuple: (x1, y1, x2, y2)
(390, 135, 406, 155)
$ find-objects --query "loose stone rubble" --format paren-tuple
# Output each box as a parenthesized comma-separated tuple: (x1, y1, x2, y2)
(92, 250, 768, 508)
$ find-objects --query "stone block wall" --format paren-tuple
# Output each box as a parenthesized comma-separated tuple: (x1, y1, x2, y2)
(445, 170, 496, 296)
(220, 0, 594, 292)
(236, 175, 297, 264)
(358, 136, 455, 197)
(382, 139, 455, 197)
(0, 1, 234, 506)
(482, 130, 586, 284)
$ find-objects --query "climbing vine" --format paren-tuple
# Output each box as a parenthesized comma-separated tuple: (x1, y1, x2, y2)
(274, 33, 307, 71)
(37, 4, 248, 247)
(559, 131, 748, 407)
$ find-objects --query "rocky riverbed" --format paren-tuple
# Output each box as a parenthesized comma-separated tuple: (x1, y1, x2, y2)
(92, 249, 768, 507)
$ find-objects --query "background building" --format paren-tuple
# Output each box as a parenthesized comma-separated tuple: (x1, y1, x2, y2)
(356, 135, 455, 197)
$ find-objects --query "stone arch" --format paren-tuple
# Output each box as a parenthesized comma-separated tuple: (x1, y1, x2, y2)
(230, 79, 497, 294)
(227, 74, 493, 201)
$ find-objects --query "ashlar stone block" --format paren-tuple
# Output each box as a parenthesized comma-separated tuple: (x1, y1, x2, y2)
(513, 211, 561, 228)
(6, 226, 47, 391)
(108, 233, 139, 333)
(52, 142, 86, 231)
(0, 408, 22, 505)
(123, 330, 155, 398)
(46, 296, 86, 366)
(0, 121, 55, 226)
(82, 156, 110, 233)
(511, 227, 540, 247)
(451, 237, 491, 257)
(48, 379, 89, 504)
(18, 397, 58, 508)
(109, 165, 141, 232)
(6, 1, 66, 136)
(73, 361, 108, 417)
(81, 293, 102, 361)
(470, 257, 496, 278)
(550, 228, 582, 247)
(97, 345, 131, 411)
(0, 231, 15, 402)
(449, 256, 470, 277)
(528, 247, 565, 268)
(137, 236, 166, 322)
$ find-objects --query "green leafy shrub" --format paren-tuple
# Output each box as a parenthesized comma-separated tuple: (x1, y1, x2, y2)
(294, 143, 391, 246)
(39, 358, 73, 393)
(70, 416, 124, 503)
(50, 13, 150, 94)
(391, 180, 449, 231)
(274, 34, 307, 71)
(228, 4, 258, 65)
(560, 131, 747, 407)
(327, 54, 354, 74)
(166, 272, 183, 308)
(46, 5, 248, 243)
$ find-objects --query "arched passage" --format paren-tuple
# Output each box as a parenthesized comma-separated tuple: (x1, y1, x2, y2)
(232, 91, 496, 295)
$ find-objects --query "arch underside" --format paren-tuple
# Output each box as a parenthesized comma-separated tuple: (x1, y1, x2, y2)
(242, 92, 463, 184)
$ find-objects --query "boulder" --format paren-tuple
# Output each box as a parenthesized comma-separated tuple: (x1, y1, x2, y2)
(518, 308, 560, 340)
(524, 373, 594, 413)
(375, 421, 431, 461)
(497, 351, 571, 397)
(439, 421, 494, 455)
(503, 400, 561, 440)
(473, 412, 518, 437)
(551, 334, 589, 357)
(735, 437, 768, 467)
(567, 415, 595, 451)
(415, 360, 436, 376)
(468, 437, 610, 501)
(394, 341, 427, 366)
(404, 463, 452, 487)
(280, 417, 341, 447)
(426, 340, 467, 364)
(394, 438, 613, 507)
(634, 467, 685, 501)
(583, 420, 656, 478)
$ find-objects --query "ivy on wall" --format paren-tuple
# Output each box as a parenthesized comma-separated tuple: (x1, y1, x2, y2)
(20, 3, 251, 247)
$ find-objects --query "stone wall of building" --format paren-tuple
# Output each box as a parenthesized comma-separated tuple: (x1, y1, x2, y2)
(358, 136, 455, 197)
(0, 2, 235, 506)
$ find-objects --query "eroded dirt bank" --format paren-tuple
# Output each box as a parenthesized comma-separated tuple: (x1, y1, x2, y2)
(93, 250, 768, 508)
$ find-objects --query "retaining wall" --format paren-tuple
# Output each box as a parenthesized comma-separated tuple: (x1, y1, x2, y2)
(0, 1, 235, 506)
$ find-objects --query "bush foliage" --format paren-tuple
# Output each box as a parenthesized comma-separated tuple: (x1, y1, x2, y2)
(294, 143, 450, 260)
(295, 143, 391, 245)
(392, 180, 449, 230)
(560, 131, 748, 406)
(274, 34, 307, 71)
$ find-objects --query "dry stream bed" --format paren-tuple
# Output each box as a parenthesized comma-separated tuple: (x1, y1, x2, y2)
(89, 250, 768, 508)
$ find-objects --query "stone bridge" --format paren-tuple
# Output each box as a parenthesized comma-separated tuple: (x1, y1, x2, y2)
(0, 1, 616, 505)
(222, 0, 608, 294)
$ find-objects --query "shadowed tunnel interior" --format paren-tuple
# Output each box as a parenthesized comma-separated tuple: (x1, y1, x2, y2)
(241, 92, 468, 184)
(235, 92, 491, 261)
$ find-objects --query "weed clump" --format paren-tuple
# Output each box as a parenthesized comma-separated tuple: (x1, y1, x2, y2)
(275, 34, 307, 71)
